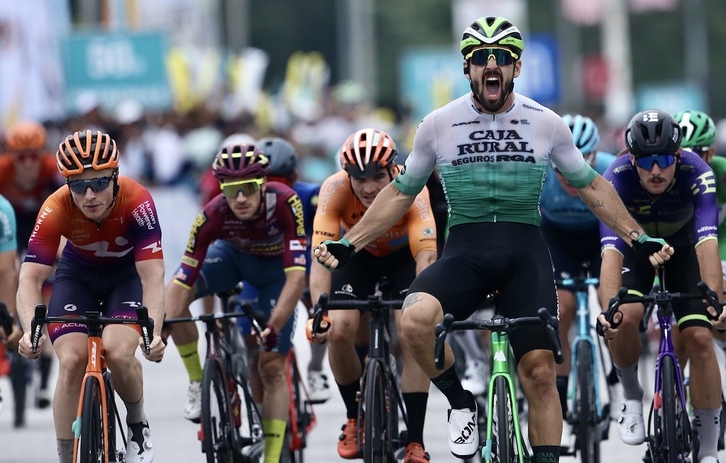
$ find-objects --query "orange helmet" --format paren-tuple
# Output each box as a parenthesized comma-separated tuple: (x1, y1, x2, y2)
(56, 130, 120, 178)
(339, 128, 398, 179)
(5, 121, 47, 151)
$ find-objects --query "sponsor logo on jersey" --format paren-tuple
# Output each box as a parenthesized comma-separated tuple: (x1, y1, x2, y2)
(286, 195, 306, 236)
(181, 255, 199, 268)
(422, 227, 434, 237)
(132, 200, 158, 230)
(452, 120, 480, 127)
(29, 206, 53, 242)
(289, 240, 305, 251)
(293, 255, 307, 265)
(185, 212, 208, 254)
(522, 103, 543, 112)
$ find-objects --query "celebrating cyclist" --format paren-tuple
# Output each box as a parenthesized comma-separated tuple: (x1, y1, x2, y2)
(314, 17, 671, 462)
(15, 130, 166, 463)
(165, 143, 306, 463)
(539, 113, 616, 451)
(308, 128, 437, 462)
(596, 109, 725, 463)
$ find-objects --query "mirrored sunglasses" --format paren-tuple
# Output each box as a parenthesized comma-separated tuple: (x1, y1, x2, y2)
(220, 178, 263, 198)
(467, 47, 516, 67)
(67, 176, 114, 194)
(635, 154, 676, 170)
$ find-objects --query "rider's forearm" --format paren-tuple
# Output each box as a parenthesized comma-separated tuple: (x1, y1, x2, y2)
(268, 270, 305, 330)
(695, 239, 724, 301)
(578, 175, 645, 244)
(343, 183, 417, 250)
(16, 263, 51, 332)
(598, 249, 624, 310)
(137, 259, 166, 336)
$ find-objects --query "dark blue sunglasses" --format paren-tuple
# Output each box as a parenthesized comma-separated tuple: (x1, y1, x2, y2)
(635, 154, 676, 170)
(67, 176, 114, 194)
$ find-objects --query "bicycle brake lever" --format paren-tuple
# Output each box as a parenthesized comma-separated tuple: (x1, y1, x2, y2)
(697, 281, 723, 322)
(434, 313, 454, 370)
(537, 308, 564, 364)
(136, 306, 153, 357)
(31, 304, 47, 354)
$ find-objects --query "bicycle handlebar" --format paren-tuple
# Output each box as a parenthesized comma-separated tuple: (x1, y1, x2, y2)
(30, 304, 155, 355)
(310, 293, 405, 339)
(602, 268, 722, 334)
(434, 307, 564, 370)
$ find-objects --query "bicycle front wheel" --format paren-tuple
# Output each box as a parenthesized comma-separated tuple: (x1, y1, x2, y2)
(660, 356, 685, 463)
(493, 375, 515, 463)
(202, 360, 235, 463)
(78, 376, 106, 463)
(363, 360, 389, 463)
(575, 341, 600, 463)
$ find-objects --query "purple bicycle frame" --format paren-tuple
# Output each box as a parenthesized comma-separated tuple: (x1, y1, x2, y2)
(651, 307, 687, 415)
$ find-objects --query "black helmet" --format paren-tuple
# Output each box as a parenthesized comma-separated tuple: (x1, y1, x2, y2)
(625, 109, 682, 157)
(257, 137, 297, 177)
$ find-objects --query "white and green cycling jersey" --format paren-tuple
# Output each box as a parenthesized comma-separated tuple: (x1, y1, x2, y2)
(393, 93, 597, 229)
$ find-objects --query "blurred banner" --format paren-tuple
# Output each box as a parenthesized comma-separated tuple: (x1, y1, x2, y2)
(0, 0, 68, 124)
(61, 31, 173, 115)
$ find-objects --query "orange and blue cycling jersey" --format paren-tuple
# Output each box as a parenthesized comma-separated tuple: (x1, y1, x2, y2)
(24, 176, 164, 267)
(312, 168, 437, 256)
(173, 181, 307, 289)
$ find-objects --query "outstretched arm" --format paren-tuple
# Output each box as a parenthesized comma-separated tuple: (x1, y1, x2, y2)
(315, 184, 416, 268)
(577, 175, 673, 266)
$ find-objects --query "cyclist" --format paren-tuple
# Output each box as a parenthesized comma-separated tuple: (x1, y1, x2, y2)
(165, 143, 306, 463)
(0, 120, 62, 413)
(15, 130, 166, 463)
(596, 109, 725, 463)
(674, 109, 726, 449)
(314, 17, 672, 462)
(248, 136, 330, 403)
(0, 193, 20, 415)
(308, 128, 437, 462)
(539, 113, 616, 451)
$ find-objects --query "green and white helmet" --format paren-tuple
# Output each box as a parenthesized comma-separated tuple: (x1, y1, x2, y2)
(673, 110, 716, 149)
(460, 16, 524, 59)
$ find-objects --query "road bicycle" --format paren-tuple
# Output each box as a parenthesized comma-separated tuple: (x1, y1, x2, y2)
(602, 266, 721, 463)
(29, 304, 155, 463)
(434, 306, 563, 463)
(225, 287, 317, 463)
(311, 278, 409, 463)
(555, 264, 613, 463)
(164, 293, 265, 463)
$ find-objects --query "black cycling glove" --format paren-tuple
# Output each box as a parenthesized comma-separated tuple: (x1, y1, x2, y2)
(631, 233, 667, 262)
(320, 237, 356, 269)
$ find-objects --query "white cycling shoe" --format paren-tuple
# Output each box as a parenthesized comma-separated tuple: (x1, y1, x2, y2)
(617, 399, 645, 445)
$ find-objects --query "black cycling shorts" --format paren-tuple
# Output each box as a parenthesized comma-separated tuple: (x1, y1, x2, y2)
(331, 246, 416, 301)
(409, 222, 559, 363)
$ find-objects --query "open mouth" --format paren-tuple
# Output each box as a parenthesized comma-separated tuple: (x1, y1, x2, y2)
(485, 75, 501, 100)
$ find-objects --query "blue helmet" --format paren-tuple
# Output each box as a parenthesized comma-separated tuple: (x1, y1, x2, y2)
(562, 114, 600, 155)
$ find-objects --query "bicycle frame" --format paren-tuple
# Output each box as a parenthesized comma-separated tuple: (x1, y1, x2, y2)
(30, 305, 154, 463)
(483, 329, 528, 462)
(434, 307, 563, 463)
(563, 275, 611, 431)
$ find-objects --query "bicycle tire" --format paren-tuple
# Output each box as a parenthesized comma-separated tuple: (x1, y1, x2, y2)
(202, 360, 235, 463)
(575, 341, 600, 463)
(79, 376, 105, 463)
(283, 350, 306, 463)
(231, 352, 264, 463)
(103, 371, 119, 461)
(660, 356, 680, 463)
(363, 360, 388, 463)
(493, 375, 514, 463)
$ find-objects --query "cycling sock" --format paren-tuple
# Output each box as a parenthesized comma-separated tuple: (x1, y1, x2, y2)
(531, 445, 560, 463)
(262, 418, 286, 463)
(336, 380, 361, 419)
(432, 364, 473, 410)
(57, 439, 73, 463)
(556, 376, 568, 417)
(308, 342, 327, 372)
(124, 395, 147, 425)
(613, 361, 643, 401)
(693, 408, 721, 459)
(403, 392, 429, 444)
(177, 341, 203, 382)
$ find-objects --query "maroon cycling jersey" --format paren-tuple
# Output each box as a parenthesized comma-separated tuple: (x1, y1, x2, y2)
(173, 181, 307, 288)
